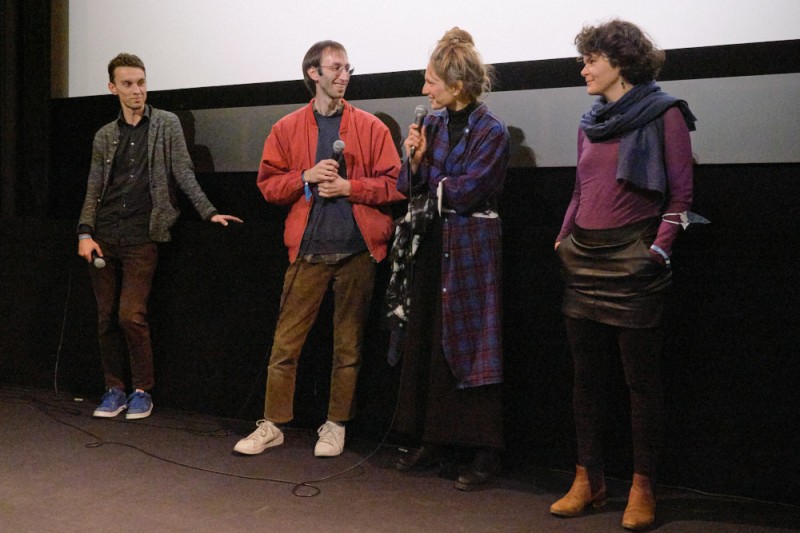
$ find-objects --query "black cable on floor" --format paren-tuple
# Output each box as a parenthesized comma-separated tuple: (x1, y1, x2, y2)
(3, 385, 800, 511)
(42, 249, 405, 498)
(4, 385, 401, 499)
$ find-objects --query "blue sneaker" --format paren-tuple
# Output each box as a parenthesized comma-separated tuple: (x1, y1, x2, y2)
(93, 388, 127, 418)
(125, 391, 153, 420)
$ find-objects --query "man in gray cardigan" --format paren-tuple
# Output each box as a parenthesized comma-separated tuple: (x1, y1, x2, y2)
(77, 53, 241, 420)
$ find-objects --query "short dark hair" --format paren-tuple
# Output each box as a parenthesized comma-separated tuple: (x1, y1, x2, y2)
(108, 53, 146, 83)
(301, 40, 347, 96)
(574, 19, 665, 84)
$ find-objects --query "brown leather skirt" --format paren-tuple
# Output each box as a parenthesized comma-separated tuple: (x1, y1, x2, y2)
(557, 217, 671, 328)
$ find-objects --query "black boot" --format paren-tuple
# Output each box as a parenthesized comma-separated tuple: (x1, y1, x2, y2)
(454, 448, 500, 491)
(395, 444, 443, 471)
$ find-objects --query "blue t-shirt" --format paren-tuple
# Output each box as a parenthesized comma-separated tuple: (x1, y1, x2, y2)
(299, 110, 367, 258)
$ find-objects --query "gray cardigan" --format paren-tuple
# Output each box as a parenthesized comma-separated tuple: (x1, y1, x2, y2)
(78, 106, 217, 242)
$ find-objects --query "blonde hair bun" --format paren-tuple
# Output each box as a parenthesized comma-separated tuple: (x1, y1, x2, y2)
(440, 27, 474, 47)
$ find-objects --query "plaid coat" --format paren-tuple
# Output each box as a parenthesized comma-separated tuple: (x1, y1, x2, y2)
(397, 103, 509, 388)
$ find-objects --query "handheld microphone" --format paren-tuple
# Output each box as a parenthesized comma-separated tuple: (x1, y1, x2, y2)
(91, 251, 106, 269)
(331, 140, 346, 182)
(331, 139, 345, 164)
(409, 105, 427, 157)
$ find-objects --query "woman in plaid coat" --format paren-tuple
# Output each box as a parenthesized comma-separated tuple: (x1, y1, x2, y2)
(390, 27, 510, 491)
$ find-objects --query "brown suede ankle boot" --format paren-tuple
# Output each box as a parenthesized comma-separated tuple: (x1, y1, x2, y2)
(550, 465, 607, 517)
(622, 473, 655, 530)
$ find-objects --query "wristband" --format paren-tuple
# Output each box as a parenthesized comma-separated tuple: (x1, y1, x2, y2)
(649, 244, 671, 269)
(78, 234, 92, 240)
(302, 171, 311, 201)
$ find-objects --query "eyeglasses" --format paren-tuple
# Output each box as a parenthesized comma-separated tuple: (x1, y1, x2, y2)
(319, 64, 354, 77)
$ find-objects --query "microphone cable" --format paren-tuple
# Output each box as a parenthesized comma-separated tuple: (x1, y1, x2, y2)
(8, 383, 800, 513)
(291, 367, 403, 497)
(53, 258, 80, 396)
(5, 382, 405, 499)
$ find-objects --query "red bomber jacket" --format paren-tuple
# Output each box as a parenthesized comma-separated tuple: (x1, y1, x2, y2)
(257, 99, 403, 262)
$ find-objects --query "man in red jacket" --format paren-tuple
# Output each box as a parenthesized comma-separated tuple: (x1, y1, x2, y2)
(234, 40, 403, 458)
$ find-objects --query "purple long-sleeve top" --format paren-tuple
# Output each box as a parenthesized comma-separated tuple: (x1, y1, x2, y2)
(557, 106, 693, 256)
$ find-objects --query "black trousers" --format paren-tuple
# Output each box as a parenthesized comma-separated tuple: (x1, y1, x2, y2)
(565, 316, 664, 477)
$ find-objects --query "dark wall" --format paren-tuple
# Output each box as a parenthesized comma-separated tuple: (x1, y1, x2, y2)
(1, 0, 52, 217)
(2, 162, 799, 506)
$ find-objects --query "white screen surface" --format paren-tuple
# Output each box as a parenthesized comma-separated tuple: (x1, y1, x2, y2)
(68, 0, 800, 96)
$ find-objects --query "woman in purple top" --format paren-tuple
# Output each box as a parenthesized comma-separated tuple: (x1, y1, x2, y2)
(550, 19, 696, 531)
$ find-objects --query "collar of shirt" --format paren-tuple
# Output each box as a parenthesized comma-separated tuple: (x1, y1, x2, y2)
(117, 104, 152, 128)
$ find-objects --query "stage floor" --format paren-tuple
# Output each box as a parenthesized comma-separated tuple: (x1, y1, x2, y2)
(1, 384, 797, 532)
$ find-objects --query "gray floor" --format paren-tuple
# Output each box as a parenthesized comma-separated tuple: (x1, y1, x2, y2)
(1, 384, 798, 533)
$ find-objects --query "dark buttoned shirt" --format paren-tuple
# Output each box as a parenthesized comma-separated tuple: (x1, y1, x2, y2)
(94, 111, 152, 245)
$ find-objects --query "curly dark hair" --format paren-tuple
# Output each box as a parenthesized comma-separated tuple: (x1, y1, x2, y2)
(107, 53, 146, 83)
(574, 19, 665, 84)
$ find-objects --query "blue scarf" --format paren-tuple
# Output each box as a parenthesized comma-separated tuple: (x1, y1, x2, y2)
(580, 81, 697, 194)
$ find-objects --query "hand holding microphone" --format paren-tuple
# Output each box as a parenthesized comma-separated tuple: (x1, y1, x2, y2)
(308, 140, 349, 198)
(304, 140, 346, 184)
(409, 105, 428, 158)
(78, 235, 105, 268)
(91, 250, 106, 269)
(331, 139, 345, 166)
(404, 105, 427, 175)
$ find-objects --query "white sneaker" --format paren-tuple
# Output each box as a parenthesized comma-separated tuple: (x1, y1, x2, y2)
(233, 419, 284, 455)
(314, 420, 345, 457)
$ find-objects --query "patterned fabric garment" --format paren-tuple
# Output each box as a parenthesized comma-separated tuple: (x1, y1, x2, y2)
(385, 190, 437, 365)
(396, 103, 510, 388)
